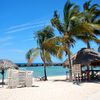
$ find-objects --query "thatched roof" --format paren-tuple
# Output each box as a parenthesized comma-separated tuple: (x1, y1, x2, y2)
(0, 59, 18, 70)
(73, 48, 100, 66)
(63, 48, 100, 67)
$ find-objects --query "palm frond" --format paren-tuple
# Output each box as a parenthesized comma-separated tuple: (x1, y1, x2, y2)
(51, 11, 64, 34)
(26, 48, 39, 64)
(83, 0, 91, 10)
(42, 36, 71, 56)
(75, 33, 100, 44)
(35, 25, 54, 47)
(43, 50, 52, 63)
(64, 0, 74, 23)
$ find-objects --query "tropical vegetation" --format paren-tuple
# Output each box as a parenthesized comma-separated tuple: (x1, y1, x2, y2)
(26, 25, 62, 80)
(26, 0, 100, 81)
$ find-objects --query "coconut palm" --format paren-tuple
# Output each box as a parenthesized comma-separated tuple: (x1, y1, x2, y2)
(26, 26, 56, 81)
(51, 0, 89, 81)
(42, 35, 72, 59)
(50, 0, 100, 81)
(71, 0, 100, 80)
(76, 0, 100, 48)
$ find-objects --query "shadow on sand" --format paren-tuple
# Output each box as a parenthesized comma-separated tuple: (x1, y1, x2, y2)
(32, 85, 39, 87)
(52, 79, 100, 85)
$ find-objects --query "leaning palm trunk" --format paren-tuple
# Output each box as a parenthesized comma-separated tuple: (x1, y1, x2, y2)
(26, 26, 54, 81)
(43, 63, 47, 81)
(41, 53, 48, 81)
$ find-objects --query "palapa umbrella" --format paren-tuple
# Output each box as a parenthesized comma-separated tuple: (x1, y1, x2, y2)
(73, 48, 100, 66)
(0, 59, 18, 86)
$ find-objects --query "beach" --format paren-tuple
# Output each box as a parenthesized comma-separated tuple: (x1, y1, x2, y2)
(0, 75, 100, 100)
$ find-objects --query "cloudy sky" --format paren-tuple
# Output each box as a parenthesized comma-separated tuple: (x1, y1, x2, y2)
(0, 0, 99, 63)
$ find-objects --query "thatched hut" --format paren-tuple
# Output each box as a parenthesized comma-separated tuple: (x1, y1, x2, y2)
(64, 48, 100, 67)
(73, 48, 100, 66)
(64, 48, 100, 81)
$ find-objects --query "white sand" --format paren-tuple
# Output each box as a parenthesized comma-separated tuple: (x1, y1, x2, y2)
(0, 75, 100, 100)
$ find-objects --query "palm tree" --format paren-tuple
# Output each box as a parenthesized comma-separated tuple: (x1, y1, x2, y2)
(73, 0, 100, 80)
(26, 25, 55, 81)
(42, 35, 72, 59)
(51, 0, 90, 81)
(77, 0, 100, 48)
(51, 0, 100, 81)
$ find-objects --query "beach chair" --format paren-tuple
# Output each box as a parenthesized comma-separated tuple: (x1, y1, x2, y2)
(7, 69, 19, 88)
(17, 71, 26, 87)
(26, 71, 33, 87)
(7, 69, 33, 88)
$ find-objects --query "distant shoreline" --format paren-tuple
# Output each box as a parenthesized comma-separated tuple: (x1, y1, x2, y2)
(16, 63, 63, 67)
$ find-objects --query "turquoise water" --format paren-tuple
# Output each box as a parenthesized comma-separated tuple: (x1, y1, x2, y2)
(0, 66, 100, 79)
(0, 66, 68, 79)
(19, 66, 68, 77)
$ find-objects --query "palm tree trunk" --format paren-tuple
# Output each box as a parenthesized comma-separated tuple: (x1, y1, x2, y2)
(65, 43, 72, 82)
(87, 41, 91, 49)
(68, 53, 72, 81)
(40, 51, 48, 81)
(43, 63, 47, 81)
(44, 65, 48, 81)
(86, 42, 90, 81)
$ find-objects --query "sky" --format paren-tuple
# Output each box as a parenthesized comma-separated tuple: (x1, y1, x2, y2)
(0, 0, 100, 63)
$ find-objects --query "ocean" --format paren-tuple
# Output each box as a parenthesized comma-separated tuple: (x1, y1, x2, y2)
(0, 66, 68, 79)
(0, 66, 100, 79)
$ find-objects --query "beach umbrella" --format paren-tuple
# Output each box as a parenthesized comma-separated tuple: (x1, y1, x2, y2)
(0, 59, 18, 86)
(0, 59, 18, 70)
(73, 48, 100, 66)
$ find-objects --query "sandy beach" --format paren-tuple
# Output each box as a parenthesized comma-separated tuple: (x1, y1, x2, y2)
(0, 75, 100, 100)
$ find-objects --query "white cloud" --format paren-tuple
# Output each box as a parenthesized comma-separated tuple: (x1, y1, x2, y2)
(6, 26, 35, 33)
(8, 23, 31, 30)
(6, 20, 50, 34)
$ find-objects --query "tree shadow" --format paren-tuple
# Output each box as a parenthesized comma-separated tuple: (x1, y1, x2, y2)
(0, 82, 5, 85)
(52, 79, 100, 85)
(32, 85, 39, 87)
(52, 79, 68, 82)
(81, 80, 100, 84)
